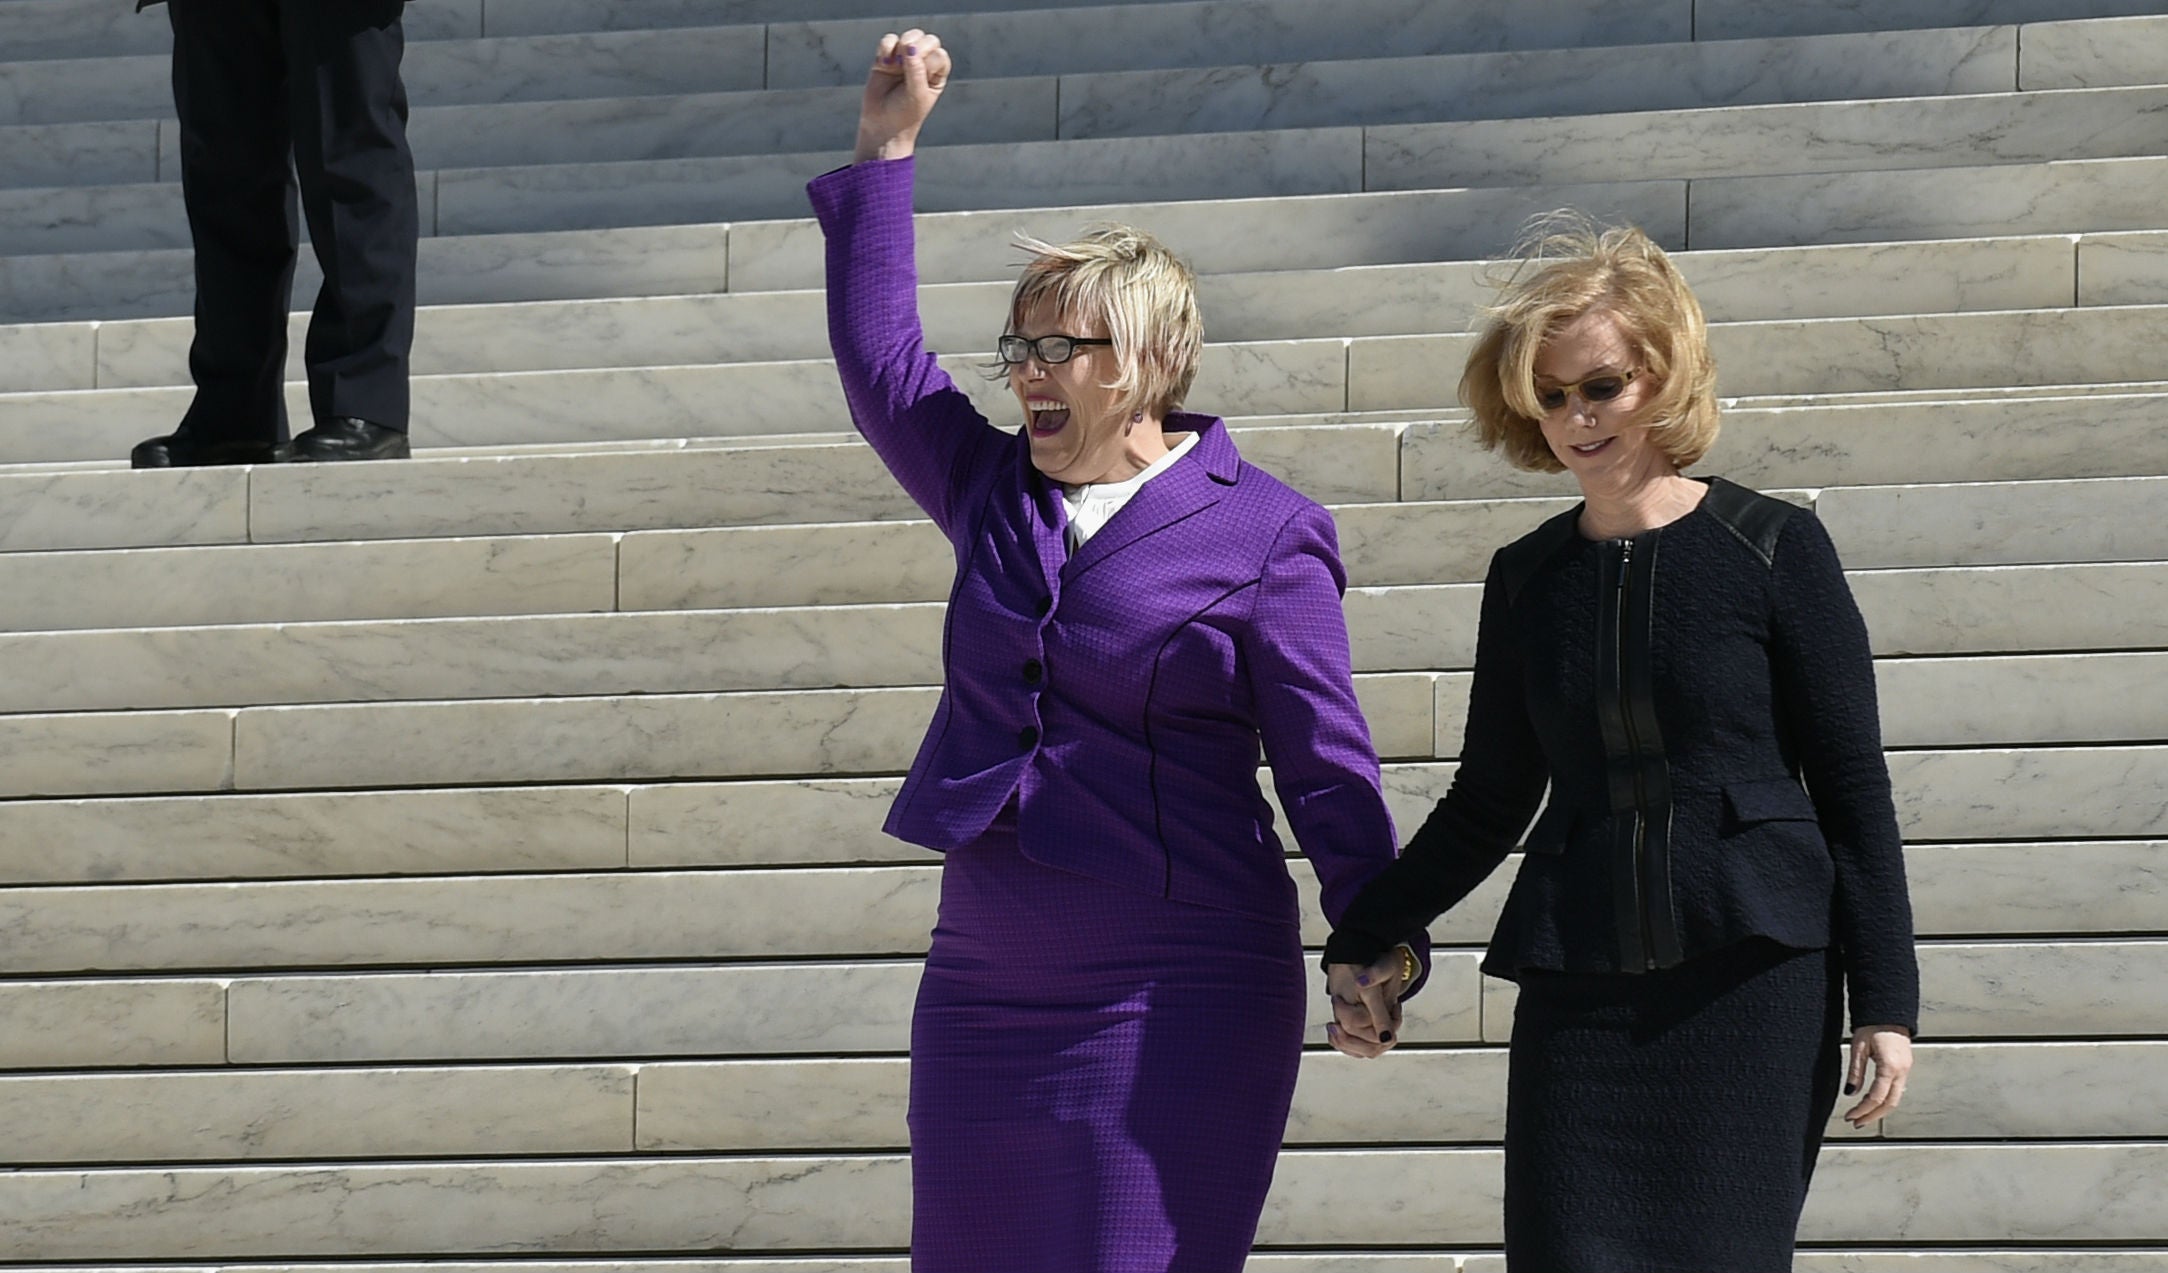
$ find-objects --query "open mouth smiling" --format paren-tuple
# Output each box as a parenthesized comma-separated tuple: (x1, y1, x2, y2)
(1026, 397, 1071, 436)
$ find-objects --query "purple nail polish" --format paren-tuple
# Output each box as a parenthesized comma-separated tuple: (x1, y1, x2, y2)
(904, 43, 917, 55)
(1356, 974, 1370, 987)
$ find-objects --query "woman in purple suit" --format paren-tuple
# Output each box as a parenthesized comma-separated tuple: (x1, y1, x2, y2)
(810, 28, 1423, 1273)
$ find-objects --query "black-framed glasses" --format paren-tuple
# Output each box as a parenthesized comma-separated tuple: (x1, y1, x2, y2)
(997, 334, 1113, 366)
(1534, 369, 1637, 412)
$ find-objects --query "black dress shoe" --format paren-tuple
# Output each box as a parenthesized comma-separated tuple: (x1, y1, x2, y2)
(130, 432, 278, 469)
(275, 417, 412, 462)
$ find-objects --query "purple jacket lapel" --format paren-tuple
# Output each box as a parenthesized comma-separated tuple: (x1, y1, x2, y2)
(1062, 417, 1241, 585)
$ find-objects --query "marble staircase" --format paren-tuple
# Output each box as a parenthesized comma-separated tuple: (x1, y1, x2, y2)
(0, 0, 2165, 1269)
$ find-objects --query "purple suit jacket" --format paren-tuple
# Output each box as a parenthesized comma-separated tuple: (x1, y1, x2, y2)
(810, 158, 1409, 939)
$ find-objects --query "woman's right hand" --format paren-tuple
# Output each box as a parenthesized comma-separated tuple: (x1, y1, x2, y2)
(854, 29, 952, 164)
(1323, 951, 1409, 1059)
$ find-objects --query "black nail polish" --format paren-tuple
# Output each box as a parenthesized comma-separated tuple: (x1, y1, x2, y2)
(1844, 1082, 1858, 1095)
(1379, 1031, 1393, 1044)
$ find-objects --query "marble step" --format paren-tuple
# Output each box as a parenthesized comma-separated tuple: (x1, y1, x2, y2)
(45, 234, 2102, 394)
(1691, 154, 2168, 249)
(1, 745, 2159, 885)
(16, 128, 2165, 272)
(0, 939, 2137, 1074)
(1481, 940, 2168, 1044)
(2085, 231, 2168, 307)
(0, 1144, 2164, 1256)
(1406, 391, 2168, 502)
(10, 304, 2168, 465)
(0, 0, 1182, 63)
(9, 826, 2164, 975)
(2023, 13, 2168, 89)
(1359, 305, 2168, 412)
(5, 388, 2165, 559)
(4, 559, 2158, 714)
(5, 648, 2158, 799)
(0, 222, 734, 327)
(1699, 1, 2166, 42)
(6, 25, 2078, 194)
(1363, 84, 2168, 195)
(13, 1037, 2159, 1166)
(0, 0, 1697, 129)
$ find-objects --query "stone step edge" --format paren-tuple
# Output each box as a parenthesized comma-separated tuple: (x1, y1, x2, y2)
(9, 303, 2167, 405)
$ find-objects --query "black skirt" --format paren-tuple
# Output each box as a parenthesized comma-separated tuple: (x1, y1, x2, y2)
(1504, 939, 1845, 1273)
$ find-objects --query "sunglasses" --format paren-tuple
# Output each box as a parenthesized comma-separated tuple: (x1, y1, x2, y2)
(1533, 369, 1638, 412)
(998, 334, 1113, 366)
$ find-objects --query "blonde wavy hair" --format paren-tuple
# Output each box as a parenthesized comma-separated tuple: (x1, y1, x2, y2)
(1462, 212, 1720, 474)
(1001, 224, 1203, 420)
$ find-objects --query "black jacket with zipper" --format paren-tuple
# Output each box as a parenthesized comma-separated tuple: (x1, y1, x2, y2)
(1324, 477, 1920, 1032)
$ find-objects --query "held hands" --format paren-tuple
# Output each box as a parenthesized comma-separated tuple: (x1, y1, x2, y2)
(1323, 948, 1413, 1059)
(855, 29, 952, 163)
(1843, 1025, 1913, 1126)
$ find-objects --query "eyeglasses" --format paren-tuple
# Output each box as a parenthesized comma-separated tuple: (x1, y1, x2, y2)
(998, 334, 1113, 366)
(1534, 369, 1638, 412)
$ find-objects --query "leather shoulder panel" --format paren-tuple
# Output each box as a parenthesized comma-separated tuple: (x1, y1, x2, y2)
(1700, 477, 1797, 568)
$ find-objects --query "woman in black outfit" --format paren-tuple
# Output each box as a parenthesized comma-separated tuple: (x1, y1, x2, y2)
(1322, 219, 1919, 1272)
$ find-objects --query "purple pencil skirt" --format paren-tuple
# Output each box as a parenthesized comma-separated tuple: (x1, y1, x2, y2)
(907, 818, 1309, 1273)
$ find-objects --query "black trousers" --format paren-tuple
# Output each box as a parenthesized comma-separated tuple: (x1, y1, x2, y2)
(168, 0, 418, 443)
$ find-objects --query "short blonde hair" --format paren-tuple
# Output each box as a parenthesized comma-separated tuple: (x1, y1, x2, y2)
(1004, 224, 1203, 419)
(1461, 212, 1719, 473)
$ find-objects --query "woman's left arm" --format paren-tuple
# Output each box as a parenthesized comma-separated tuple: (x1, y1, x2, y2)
(1246, 506, 1429, 992)
(1767, 513, 1923, 1054)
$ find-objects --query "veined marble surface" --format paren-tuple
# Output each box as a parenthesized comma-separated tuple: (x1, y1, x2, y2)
(247, 442, 910, 543)
(0, 1064, 635, 1162)
(724, 182, 1690, 293)
(437, 126, 1367, 237)
(0, 533, 617, 633)
(1404, 392, 2168, 501)
(0, 708, 233, 799)
(1888, 1041, 2168, 1139)
(3, 23, 766, 130)
(151, 78, 1051, 179)
(0, 0, 478, 62)
(0, 465, 245, 552)
(0, 977, 225, 1069)
(230, 687, 942, 790)
(0, 117, 158, 190)
(1689, 155, 2168, 249)
(1798, 1142, 2168, 1241)
(0, 178, 186, 257)
(1369, 81, 2165, 192)
(1921, 940, 2168, 1036)
(0, 605, 946, 713)
(1848, 562, 2168, 656)
(629, 777, 921, 866)
(0, 317, 91, 394)
(2080, 231, 2168, 307)
(2021, 14, 2168, 89)
(767, 0, 1689, 90)
(1069, 26, 2016, 141)
(15, 221, 732, 327)
(0, 786, 630, 885)
(1888, 746, 2168, 841)
(1875, 651, 2168, 747)
(0, 867, 946, 972)
(1698, 0, 2162, 40)
(1819, 476, 2168, 567)
(0, 1155, 913, 1258)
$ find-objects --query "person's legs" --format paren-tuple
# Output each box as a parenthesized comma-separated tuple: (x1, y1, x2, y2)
(140, 0, 296, 467)
(279, 0, 417, 457)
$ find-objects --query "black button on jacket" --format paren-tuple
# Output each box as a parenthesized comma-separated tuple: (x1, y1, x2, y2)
(1325, 479, 1921, 1033)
